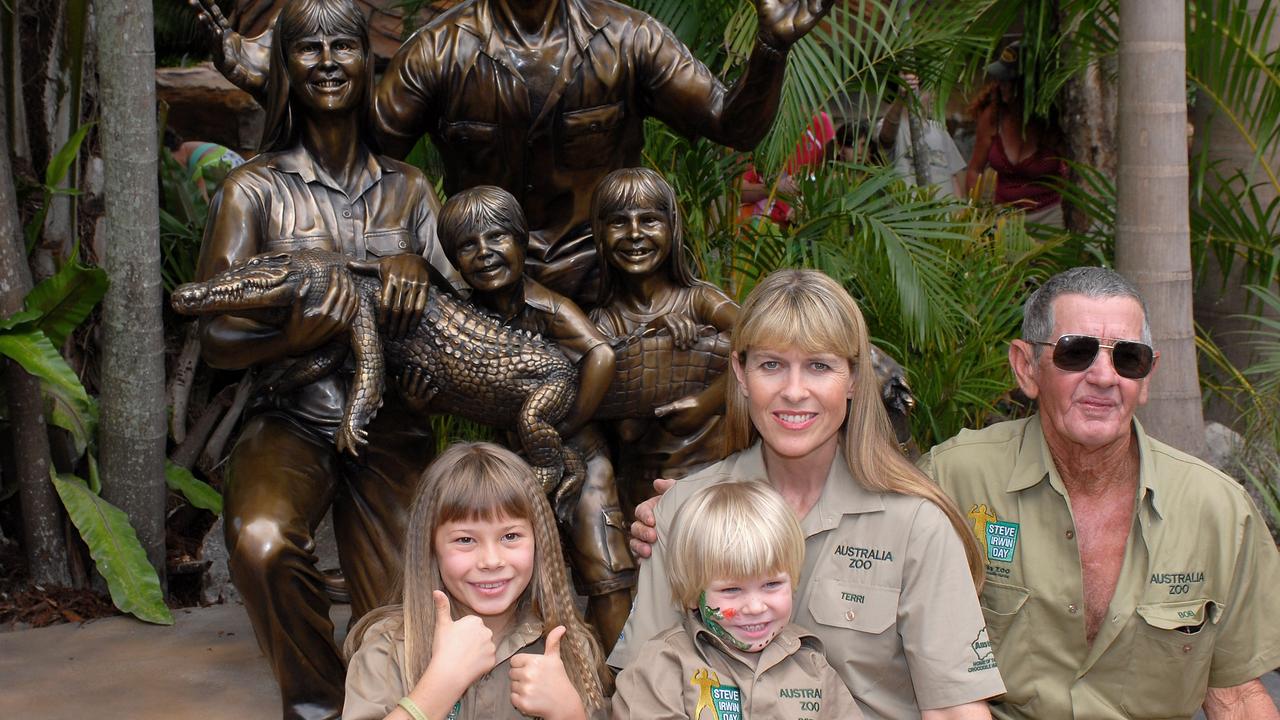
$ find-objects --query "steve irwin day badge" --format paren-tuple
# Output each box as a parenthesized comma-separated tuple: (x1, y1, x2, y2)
(969, 504, 1020, 563)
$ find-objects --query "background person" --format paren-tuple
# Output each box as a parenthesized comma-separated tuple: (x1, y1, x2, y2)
(963, 43, 1067, 226)
(875, 73, 966, 198)
(613, 268, 1005, 720)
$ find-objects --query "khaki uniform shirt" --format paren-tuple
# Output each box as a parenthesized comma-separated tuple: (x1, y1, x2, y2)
(613, 610, 861, 719)
(609, 443, 1006, 719)
(923, 416, 1280, 719)
(343, 609, 604, 720)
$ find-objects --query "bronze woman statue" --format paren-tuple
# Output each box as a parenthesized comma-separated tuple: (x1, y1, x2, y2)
(192, 0, 460, 717)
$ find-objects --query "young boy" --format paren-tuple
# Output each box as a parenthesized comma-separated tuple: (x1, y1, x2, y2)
(613, 480, 861, 720)
(429, 185, 635, 651)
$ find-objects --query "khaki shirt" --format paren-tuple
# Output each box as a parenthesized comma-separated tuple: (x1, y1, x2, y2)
(609, 443, 1006, 719)
(343, 609, 603, 720)
(613, 610, 861, 719)
(498, 277, 606, 363)
(923, 416, 1280, 719)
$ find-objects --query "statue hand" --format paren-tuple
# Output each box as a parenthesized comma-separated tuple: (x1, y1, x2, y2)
(372, 254, 433, 339)
(399, 367, 437, 413)
(656, 394, 711, 437)
(753, 0, 836, 50)
(186, 0, 271, 95)
(652, 312, 699, 350)
(283, 268, 357, 355)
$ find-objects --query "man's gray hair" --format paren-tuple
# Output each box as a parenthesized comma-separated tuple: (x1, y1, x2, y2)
(1022, 267, 1152, 346)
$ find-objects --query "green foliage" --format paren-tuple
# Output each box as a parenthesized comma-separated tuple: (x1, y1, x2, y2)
(165, 461, 223, 514)
(158, 148, 210, 293)
(51, 473, 174, 625)
(24, 122, 93, 253)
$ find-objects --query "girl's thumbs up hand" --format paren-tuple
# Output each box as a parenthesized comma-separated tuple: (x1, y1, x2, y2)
(425, 591, 497, 694)
(510, 626, 586, 720)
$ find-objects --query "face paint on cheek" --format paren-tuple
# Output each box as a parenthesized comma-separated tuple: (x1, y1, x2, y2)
(698, 590, 777, 652)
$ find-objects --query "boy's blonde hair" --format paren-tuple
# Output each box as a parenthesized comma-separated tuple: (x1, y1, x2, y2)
(666, 480, 804, 609)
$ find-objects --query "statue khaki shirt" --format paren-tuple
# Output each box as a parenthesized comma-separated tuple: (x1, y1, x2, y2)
(610, 443, 1006, 720)
(373, 0, 785, 299)
(923, 416, 1280, 719)
(612, 610, 861, 719)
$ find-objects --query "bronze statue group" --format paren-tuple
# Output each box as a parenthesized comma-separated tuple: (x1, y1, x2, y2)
(176, 0, 1280, 718)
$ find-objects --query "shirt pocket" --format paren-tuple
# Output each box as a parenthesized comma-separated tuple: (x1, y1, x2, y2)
(1122, 598, 1219, 719)
(558, 102, 623, 170)
(807, 577, 899, 636)
(442, 120, 500, 167)
(364, 229, 414, 257)
(979, 580, 1029, 650)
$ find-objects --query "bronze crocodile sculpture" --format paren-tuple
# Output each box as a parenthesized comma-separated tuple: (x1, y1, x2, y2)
(171, 249, 586, 499)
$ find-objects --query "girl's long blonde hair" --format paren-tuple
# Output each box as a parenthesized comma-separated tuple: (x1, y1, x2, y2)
(344, 442, 608, 710)
(723, 270, 984, 588)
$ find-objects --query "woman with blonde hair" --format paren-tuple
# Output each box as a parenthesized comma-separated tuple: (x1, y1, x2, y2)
(610, 269, 1004, 720)
(343, 442, 609, 720)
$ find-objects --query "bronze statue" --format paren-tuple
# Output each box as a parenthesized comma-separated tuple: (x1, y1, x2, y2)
(177, 248, 587, 507)
(189, 0, 837, 304)
(190, 0, 460, 717)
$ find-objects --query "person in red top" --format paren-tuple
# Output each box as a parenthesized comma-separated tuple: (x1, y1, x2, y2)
(740, 111, 837, 225)
(964, 43, 1067, 227)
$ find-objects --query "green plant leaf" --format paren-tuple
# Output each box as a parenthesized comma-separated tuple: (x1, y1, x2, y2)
(21, 261, 108, 348)
(44, 122, 94, 189)
(164, 461, 222, 514)
(50, 472, 173, 625)
(0, 329, 98, 455)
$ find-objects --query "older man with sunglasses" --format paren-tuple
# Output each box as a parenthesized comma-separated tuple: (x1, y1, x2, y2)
(922, 266, 1280, 720)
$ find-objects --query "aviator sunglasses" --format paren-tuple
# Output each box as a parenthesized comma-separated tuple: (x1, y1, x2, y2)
(1029, 334, 1155, 379)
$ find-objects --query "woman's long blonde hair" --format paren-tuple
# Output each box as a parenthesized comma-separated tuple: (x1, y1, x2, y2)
(723, 270, 984, 588)
(344, 442, 608, 710)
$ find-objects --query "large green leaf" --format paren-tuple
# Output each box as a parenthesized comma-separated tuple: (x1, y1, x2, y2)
(0, 329, 98, 454)
(20, 260, 108, 348)
(164, 461, 223, 514)
(51, 473, 173, 625)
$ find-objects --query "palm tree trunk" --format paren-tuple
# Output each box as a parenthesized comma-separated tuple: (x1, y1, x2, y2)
(0, 68, 72, 587)
(1115, 0, 1207, 457)
(96, 0, 167, 575)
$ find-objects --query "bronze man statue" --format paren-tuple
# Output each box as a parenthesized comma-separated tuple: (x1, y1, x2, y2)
(190, 0, 836, 304)
(191, 0, 460, 717)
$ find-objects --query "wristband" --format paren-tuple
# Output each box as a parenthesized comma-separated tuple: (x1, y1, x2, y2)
(398, 697, 429, 720)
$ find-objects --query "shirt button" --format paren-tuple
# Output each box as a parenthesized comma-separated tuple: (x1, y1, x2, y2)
(398, 240, 408, 249)
(1068, 604, 1078, 614)
(525, 184, 534, 193)
(1065, 530, 1075, 540)
(1182, 644, 1193, 653)
(342, 210, 352, 218)
(844, 610, 856, 621)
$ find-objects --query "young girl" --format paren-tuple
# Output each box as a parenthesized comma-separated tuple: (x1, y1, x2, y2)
(589, 167, 739, 501)
(342, 442, 608, 720)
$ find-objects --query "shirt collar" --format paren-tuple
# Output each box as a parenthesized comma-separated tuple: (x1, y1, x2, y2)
(495, 604, 545, 663)
(461, 0, 607, 61)
(265, 145, 394, 197)
(1005, 415, 1162, 518)
(733, 442, 885, 536)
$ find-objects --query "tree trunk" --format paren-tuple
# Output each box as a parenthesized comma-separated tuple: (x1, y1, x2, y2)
(96, 0, 167, 576)
(0, 68, 72, 587)
(1115, 0, 1207, 457)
